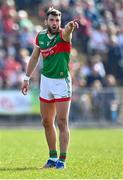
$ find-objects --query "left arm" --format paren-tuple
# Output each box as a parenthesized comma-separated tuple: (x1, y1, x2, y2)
(62, 19, 79, 42)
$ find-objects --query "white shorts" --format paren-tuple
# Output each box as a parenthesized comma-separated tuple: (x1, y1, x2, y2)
(39, 74, 72, 103)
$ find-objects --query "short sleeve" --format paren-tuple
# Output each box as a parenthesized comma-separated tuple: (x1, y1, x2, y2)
(34, 33, 40, 47)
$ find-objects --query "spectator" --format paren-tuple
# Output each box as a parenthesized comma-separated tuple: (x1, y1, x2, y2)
(89, 24, 109, 55)
(91, 80, 103, 119)
(106, 35, 122, 79)
(103, 75, 120, 121)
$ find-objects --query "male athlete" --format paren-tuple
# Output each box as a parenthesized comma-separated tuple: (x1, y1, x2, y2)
(21, 7, 78, 169)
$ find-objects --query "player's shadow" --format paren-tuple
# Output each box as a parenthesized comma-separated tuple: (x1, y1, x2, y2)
(0, 167, 38, 171)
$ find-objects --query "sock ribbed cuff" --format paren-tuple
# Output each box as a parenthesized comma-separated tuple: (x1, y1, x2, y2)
(49, 150, 57, 158)
(59, 152, 66, 162)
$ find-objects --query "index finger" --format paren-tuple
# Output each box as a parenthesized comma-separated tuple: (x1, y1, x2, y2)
(74, 22, 79, 29)
(73, 19, 79, 29)
(73, 19, 79, 23)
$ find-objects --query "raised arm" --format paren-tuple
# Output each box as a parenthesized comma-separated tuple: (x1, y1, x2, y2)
(62, 19, 79, 42)
(21, 46, 40, 95)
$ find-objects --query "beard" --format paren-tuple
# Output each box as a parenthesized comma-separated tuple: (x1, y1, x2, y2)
(47, 25, 59, 34)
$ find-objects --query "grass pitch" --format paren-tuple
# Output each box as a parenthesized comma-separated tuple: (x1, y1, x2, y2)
(0, 128, 123, 179)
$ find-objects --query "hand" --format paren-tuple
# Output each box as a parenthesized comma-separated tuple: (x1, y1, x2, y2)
(21, 80, 29, 95)
(68, 19, 79, 29)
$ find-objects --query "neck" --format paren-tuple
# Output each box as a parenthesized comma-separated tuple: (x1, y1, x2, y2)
(48, 31, 54, 37)
(47, 28, 61, 36)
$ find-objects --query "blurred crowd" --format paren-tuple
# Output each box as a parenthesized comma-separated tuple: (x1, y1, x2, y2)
(0, 0, 42, 89)
(0, 0, 123, 90)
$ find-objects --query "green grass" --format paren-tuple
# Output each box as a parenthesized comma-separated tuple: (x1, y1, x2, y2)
(0, 128, 123, 179)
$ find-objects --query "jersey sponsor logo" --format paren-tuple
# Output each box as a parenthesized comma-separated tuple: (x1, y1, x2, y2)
(40, 42, 71, 58)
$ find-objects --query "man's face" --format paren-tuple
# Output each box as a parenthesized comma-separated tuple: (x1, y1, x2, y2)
(47, 14, 61, 34)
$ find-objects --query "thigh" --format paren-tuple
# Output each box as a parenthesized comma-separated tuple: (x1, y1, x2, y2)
(40, 75, 54, 102)
(40, 101, 56, 120)
(55, 100, 71, 119)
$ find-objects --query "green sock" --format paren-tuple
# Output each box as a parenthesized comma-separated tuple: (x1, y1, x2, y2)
(49, 150, 57, 158)
(59, 152, 66, 162)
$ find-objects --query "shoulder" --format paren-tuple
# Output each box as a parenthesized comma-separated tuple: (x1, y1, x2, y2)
(59, 28, 64, 39)
(60, 28, 72, 43)
(35, 29, 47, 45)
(38, 29, 47, 36)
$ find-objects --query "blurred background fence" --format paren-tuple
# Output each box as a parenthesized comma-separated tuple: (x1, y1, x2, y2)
(0, 86, 123, 128)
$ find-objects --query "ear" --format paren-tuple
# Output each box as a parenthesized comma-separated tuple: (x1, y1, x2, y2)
(44, 19, 47, 26)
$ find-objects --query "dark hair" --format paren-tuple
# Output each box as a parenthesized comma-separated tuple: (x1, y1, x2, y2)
(46, 7, 61, 18)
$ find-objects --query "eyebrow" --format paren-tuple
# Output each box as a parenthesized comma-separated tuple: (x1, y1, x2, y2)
(49, 17, 60, 21)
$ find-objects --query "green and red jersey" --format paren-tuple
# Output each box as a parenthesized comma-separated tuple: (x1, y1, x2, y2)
(35, 29, 71, 78)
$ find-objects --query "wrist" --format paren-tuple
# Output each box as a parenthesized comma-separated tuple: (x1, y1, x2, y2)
(24, 75, 30, 81)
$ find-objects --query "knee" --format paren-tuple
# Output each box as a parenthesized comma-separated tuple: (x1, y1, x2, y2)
(42, 118, 53, 129)
(57, 118, 68, 131)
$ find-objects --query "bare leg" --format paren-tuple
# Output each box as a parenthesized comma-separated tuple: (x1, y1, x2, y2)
(40, 101, 56, 150)
(56, 101, 71, 153)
